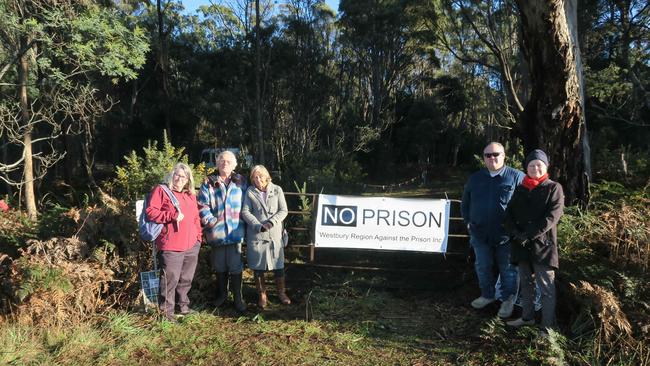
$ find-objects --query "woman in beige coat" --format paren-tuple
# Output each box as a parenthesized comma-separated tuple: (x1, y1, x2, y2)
(241, 165, 290, 309)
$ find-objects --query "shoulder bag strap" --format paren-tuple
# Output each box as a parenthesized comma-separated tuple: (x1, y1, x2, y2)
(159, 184, 182, 213)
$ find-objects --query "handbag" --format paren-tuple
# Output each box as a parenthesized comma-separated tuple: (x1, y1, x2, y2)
(282, 228, 289, 248)
(138, 185, 181, 242)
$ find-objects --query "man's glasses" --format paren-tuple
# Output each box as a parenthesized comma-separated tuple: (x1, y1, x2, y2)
(483, 152, 502, 158)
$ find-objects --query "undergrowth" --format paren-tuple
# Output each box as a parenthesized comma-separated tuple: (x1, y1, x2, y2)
(555, 181, 649, 365)
(0, 170, 648, 365)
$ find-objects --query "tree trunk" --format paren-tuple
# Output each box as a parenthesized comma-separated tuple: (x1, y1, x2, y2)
(515, 0, 590, 205)
(255, 0, 265, 165)
(81, 120, 99, 190)
(157, 0, 172, 138)
(62, 120, 75, 186)
(18, 38, 37, 219)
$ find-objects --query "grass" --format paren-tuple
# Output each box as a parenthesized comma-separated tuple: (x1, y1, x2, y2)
(4, 256, 646, 365)
(0, 271, 587, 366)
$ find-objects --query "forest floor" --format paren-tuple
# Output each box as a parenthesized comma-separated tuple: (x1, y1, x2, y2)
(1, 176, 647, 365)
(2, 261, 561, 366)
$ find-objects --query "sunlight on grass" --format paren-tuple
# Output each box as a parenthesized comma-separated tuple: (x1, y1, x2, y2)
(0, 324, 48, 364)
(52, 324, 107, 364)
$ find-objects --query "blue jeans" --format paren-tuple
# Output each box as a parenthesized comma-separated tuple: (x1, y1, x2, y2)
(470, 236, 517, 300)
(519, 261, 555, 328)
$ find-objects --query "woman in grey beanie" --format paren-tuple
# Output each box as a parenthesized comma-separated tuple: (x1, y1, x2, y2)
(503, 149, 564, 335)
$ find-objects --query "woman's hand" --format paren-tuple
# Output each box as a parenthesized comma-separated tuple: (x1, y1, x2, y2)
(176, 212, 185, 223)
(260, 221, 273, 232)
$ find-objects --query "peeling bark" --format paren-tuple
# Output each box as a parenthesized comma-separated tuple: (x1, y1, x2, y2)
(515, 0, 590, 205)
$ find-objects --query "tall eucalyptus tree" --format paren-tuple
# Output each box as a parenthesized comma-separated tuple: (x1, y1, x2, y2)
(515, 0, 590, 204)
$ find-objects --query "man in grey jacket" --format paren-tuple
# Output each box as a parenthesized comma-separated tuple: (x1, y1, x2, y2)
(461, 142, 524, 318)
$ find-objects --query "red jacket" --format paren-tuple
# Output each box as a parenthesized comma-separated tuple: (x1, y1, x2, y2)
(145, 185, 202, 251)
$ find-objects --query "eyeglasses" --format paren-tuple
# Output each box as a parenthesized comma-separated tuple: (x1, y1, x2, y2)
(483, 152, 502, 158)
(173, 173, 188, 180)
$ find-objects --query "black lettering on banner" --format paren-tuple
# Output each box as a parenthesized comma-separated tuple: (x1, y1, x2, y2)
(362, 209, 374, 224)
(377, 210, 390, 225)
(430, 211, 442, 228)
(412, 211, 426, 227)
(331, 205, 444, 228)
(398, 210, 410, 226)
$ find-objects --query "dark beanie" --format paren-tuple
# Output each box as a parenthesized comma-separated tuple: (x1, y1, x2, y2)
(524, 149, 549, 167)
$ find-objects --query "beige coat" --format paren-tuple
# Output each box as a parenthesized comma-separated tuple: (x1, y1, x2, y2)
(241, 183, 288, 271)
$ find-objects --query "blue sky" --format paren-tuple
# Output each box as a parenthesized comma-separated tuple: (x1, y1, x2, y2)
(180, 0, 340, 14)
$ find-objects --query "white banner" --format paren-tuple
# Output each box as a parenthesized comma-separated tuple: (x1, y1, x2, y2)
(315, 194, 451, 253)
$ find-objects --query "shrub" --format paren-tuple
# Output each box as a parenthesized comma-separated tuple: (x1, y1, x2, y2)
(558, 182, 650, 271)
(0, 211, 36, 256)
(280, 150, 366, 195)
(591, 145, 650, 185)
(37, 203, 78, 239)
(557, 182, 649, 365)
(108, 131, 205, 201)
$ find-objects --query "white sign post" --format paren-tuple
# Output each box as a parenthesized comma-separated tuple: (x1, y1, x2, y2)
(315, 194, 451, 253)
(136, 199, 160, 310)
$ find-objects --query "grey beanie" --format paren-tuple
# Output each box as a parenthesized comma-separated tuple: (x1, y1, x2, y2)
(524, 149, 549, 168)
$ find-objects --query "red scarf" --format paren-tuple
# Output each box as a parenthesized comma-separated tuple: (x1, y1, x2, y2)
(521, 173, 548, 191)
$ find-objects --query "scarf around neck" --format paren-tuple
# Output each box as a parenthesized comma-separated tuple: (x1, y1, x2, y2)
(521, 173, 548, 191)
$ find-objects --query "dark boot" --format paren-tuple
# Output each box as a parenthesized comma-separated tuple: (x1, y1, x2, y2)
(275, 276, 291, 305)
(231, 272, 247, 312)
(255, 273, 267, 310)
(214, 272, 229, 307)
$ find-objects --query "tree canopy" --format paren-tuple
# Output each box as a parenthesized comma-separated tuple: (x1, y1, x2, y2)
(1, 0, 648, 211)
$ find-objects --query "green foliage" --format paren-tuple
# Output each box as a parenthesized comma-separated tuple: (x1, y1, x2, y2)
(293, 181, 312, 214)
(92, 240, 117, 266)
(110, 132, 205, 201)
(479, 317, 508, 347)
(103, 312, 140, 336)
(292, 180, 313, 230)
(0, 211, 37, 254)
(281, 150, 366, 195)
(0, 0, 150, 214)
(36, 203, 77, 239)
(587, 64, 632, 102)
(69, 5, 149, 83)
(557, 205, 602, 255)
(558, 182, 649, 269)
(555, 181, 649, 365)
(591, 145, 650, 185)
(16, 262, 72, 302)
(536, 329, 568, 366)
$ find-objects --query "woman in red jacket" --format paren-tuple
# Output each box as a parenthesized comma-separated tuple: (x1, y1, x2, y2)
(146, 163, 202, 322)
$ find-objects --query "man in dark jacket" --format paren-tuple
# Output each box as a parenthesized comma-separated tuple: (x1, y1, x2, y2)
(461, 142, 524, 318)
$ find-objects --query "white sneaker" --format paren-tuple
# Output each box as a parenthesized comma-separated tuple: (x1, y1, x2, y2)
(506, 318, 535, 327)
(497, 295, 515, 318)
(471, 296, 496, 309)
